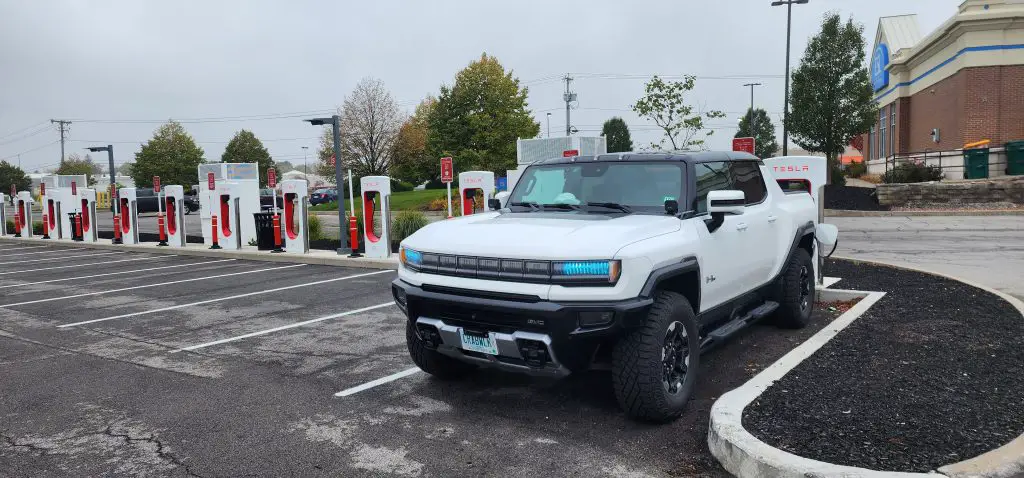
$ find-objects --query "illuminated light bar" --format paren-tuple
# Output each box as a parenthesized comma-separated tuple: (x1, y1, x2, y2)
(560, 261, 610, 276)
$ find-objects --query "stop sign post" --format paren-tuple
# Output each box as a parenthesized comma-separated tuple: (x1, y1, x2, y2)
(441, 157, 454, 218)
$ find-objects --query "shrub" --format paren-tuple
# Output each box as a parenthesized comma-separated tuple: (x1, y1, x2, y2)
(391, 179, 415, 192)
(882, 162, 944, 184)
(392, 211, 429, 243)
(5, 219, 13, 234)
(307, 214, 326, 241)
(860, 173, 883, 184)
(427, 196, 450, 212)
(32, 221, 43, 235)
(830, 167, 846, 186)
(845, 161, 867, 178)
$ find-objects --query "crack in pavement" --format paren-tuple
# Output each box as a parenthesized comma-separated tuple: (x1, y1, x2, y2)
(2, 432, 51, 455)
(100, 426, 204, 478)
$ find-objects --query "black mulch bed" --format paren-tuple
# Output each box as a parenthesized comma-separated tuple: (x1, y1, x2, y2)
(824, 184, 889, 211)
(743, 259, 1024, 472)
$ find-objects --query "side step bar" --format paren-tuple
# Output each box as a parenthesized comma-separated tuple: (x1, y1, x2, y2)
(699, 301, 779, 353)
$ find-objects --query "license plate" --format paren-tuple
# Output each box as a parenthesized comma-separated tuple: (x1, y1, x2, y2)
(458, 329, 498, 355)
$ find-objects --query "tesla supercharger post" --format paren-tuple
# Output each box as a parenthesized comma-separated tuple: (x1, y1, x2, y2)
(764, 156, 828, 283)
(198, 163, 259, 248)
(0, 193, 6, 237)
(118, 187, 141, 245)
(15, 191, 33, 238)
(39, 176, 57, 239)
(164, 185, 187, 247)
(458, 171, 495, 216)
(214, 182, 243, 250)
(79, 188, 98, 243)
(56, 175, 87, 241)
(360, 176, 392, 259)
(280, 179, 309, 254)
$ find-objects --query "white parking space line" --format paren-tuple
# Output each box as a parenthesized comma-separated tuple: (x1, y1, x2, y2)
(172, 302, 395, 353)
(60, 269, 395, 327)
(0, 257, 156, 276)
(0, 264, 305, 308)
(0, 245, 48, 252)
(334, 367, 421, 397)
(0, 248, 90, 258)
(0, 251, 124, 266)
(0, 259, 236, 290)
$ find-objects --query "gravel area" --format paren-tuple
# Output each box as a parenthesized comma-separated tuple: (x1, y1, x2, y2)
(825, 184, 889, 211)
(743, 259, 1024, 472)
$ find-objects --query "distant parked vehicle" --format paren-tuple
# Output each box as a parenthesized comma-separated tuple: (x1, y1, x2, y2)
(310, 188, 338, 206)
(134, 188, 199, 214)
(259, 188, 284, 210)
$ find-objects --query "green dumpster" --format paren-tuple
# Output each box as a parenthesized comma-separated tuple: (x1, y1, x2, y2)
(963, 147, 990, 179)
(1006, 140, 1024, 176)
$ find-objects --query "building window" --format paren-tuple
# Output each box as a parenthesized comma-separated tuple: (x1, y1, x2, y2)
(871, 125, 877, 160)
(879, 108, 887, 160)
(891, 107, 897, 156)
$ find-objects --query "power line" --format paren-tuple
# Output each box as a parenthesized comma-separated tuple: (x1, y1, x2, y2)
(0, 124, 51, 145)
(50, 119, 71, 166)
(0, 140, 60, 161)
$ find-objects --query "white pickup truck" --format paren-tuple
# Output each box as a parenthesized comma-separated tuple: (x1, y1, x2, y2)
(392, 151, 838, 421)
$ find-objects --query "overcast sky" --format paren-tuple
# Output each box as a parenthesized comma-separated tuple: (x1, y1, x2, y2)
(1, 0, 955, 175)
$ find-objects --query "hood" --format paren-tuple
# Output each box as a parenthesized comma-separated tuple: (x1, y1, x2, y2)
(403, 212, 680, 259)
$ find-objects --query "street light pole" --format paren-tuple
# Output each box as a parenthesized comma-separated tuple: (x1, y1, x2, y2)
(772, 0, 808, 156)
(743, 83, 762, 139)
(304, 115, 348, 255)
(301, 146, 309, 175)
(86, 144, 118, 241)
(546, 113, 551, 138)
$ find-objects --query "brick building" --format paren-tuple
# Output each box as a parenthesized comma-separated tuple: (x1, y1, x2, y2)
(863, 0, 1024, 177)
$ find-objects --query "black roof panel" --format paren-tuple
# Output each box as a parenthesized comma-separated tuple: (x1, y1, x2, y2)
(534, 150, 759, 165)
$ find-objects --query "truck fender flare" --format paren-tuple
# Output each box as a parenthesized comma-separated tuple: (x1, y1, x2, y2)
(771, 221, 816, 284)
(639, 256, 700, 301)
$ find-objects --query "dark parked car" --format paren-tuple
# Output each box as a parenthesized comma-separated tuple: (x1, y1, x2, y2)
(310, 188, 338, 206)
(135, 188, 199, 214)
(260, 188, 285, 210)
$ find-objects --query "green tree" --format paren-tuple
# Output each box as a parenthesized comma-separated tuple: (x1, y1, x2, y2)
(221, 129, 275, 186)
(132, 121, 206, 188)
(339, 77, 403, 176)
(428, 53, 539, 175)
(55, 153, 101, 185)
(391, 98, 436, 184)
(601, 117, 634, 153)
(0, 160, 30, 194)
(735, 108, 780, 159)
(632, 75, 725, 151)
(314, 127, 337, 180)
(789, 13, 876, 176)
(117, 162, 134, 176)
(275, 161, 295, 174)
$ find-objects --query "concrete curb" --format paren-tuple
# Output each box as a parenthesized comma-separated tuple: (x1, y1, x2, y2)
(0, 236, 398, 270)
(825, 208, 1024, 217)
(709, 257, 1024, 478)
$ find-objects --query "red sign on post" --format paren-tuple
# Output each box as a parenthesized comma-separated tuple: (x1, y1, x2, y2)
(153, 176, 161, 193)
(71, 181, 77, 196)
(329, 154, 336, 167)
(732, 137, 756, 156)
(207, 172, 216, 191)
(267, 168, 277, 188)
(440, 157, 453, 183)
(563, 149, 580, 157)
(40, 183, 45, 196)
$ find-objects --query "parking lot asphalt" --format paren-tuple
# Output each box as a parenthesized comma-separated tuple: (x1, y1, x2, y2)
(1, 240, 838, 477)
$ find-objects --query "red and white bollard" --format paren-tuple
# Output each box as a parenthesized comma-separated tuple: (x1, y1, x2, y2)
(209, 215, 221, 250)
(157, 211, 168, 246)
(73, 213, 83, 241)
(271, 213, 284, 253)
(348, 216, 361, 257)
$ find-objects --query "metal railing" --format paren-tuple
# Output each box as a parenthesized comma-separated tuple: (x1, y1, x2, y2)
(886, 148, 1010, 179)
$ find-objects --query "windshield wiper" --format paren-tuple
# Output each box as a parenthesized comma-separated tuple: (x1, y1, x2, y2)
(586, 202, 632, 213)
(539, 203, 580, 211)
(510, 201, 541, 211)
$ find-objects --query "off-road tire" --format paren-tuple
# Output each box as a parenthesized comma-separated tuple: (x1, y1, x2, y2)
(406, 320, 474, 380)
(774, 248, 815, 329)
(612, 291, 700, 422)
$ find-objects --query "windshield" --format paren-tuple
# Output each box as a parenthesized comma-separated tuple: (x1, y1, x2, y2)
(508, 161, 685, 213)
(313, 189, 332, 194)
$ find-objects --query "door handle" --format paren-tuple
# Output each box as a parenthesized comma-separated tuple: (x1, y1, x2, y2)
(767, 215, 778, 223)
(736, 222, 748, 231)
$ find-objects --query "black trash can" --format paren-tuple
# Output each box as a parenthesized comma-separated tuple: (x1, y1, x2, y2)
(252, 212, 276, 250)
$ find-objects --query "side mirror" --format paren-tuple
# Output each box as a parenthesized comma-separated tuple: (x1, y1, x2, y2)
(707, 190, 745, 216)
(487, 198, 501, 210)
(493, 191, 510, 209)
(664, 199, 679, 215)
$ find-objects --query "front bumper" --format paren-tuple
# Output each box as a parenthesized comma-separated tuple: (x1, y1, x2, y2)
(392, 279, 653, 376)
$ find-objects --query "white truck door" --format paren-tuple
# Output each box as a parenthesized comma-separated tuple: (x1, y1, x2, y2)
(692, 161, 749, 311)
(728, 161, 780, 285)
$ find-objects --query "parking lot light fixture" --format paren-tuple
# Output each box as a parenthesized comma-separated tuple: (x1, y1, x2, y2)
(771, 0, 809, 156)
(303, 115, 349, 255)
(86, 144, 120, 243)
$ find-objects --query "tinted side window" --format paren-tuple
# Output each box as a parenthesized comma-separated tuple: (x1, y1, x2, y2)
(693, 161, 730, 213)
(729, 161, 767, 205)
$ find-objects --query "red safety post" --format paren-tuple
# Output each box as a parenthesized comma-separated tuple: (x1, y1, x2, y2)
(40, 183, 50, 239)
(73, 213, 83, 241)
(157, 212, 168, 246)
(12, 201, 21, 238)
(271, 213, 284, 253)
(348, 215, 361, 257)
(154, 176, 168, 246)
(210, 215, 221, 249)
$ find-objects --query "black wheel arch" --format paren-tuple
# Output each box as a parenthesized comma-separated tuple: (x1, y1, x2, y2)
(639, 257, 701, 312)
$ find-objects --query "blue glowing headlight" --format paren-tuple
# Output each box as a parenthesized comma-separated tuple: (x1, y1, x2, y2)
(401, 248, 423, 268)
(553, 260, 621, 284)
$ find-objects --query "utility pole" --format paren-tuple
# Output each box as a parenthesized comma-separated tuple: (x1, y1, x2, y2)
(562, 74, 576, 136)
(772, 0, 809, 156)
(50, 119, 71, 167)
(302, 146, 309, 175)
(743, 83, 762, 138)
(546, 113, 551, 138)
